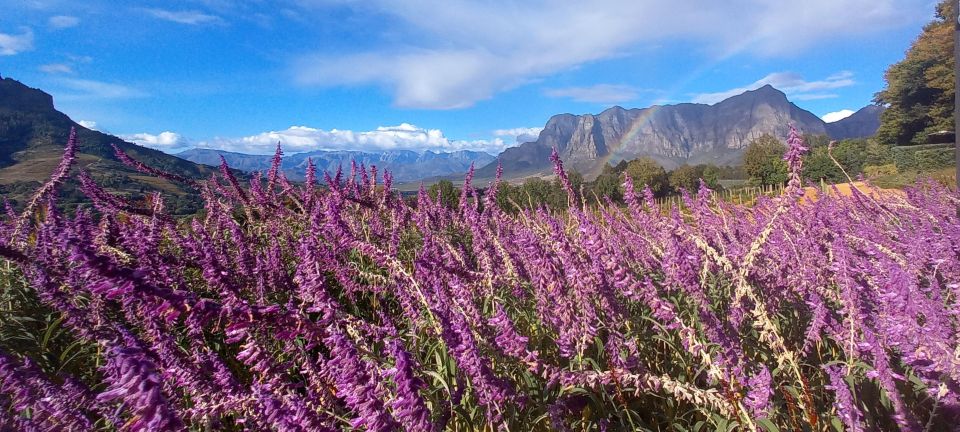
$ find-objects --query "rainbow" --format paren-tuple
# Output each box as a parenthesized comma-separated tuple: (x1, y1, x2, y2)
(594, 45, 753, 170)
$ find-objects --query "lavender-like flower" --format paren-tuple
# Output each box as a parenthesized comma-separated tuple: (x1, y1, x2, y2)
(112, 143, 200, 189)
(97, 343, 183, 431)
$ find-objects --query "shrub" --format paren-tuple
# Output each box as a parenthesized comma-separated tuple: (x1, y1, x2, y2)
(863, 163, 899, 177)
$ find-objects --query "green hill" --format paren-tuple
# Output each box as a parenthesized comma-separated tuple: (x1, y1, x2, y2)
(0, 76, 222, 214)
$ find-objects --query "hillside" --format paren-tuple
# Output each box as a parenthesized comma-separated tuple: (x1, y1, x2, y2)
(825, 105, 885, 140)
(0, 76, 221, 214)
(476, 85, 882, 180)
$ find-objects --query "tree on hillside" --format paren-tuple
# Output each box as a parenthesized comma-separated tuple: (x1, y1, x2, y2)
(625, 157, 670, 197)
(743, 134, 788, 186)
(874, 0, 954, 145)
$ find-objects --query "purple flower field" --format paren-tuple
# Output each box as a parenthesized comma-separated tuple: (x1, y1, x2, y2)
(1, 127, 958, 431)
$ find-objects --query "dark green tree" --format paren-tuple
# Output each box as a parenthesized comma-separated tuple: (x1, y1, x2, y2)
(520, 177, 566, 210)
(668, 164, 701, 192)
(591, 171, 623, 203)
(743, 134, 788, 186)
(428, 179, 461, 209)
(874, 0, 954, 145)
(802, 139, 893, 183)
(625, 157, 670, 197)
(699, 164, 723, 190)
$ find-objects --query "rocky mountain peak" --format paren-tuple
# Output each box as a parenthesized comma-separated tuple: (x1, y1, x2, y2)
(476, 85, 877, 180)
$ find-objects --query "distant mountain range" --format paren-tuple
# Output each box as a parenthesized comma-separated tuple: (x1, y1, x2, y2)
(177, 148, 495, 183)
(475, 85, 884, 180)
(0, 75, 221, 213)
(0, 75, 884, 197)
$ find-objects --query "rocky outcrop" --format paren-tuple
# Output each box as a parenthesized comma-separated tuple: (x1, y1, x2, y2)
(478, 85, 876, 179)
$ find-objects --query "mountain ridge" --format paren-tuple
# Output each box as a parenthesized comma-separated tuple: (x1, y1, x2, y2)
(476, 85, 882, 180)
(177, 148, 495, 182)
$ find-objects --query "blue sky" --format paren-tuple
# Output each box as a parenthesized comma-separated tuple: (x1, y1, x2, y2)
(0, 0, 936, 155)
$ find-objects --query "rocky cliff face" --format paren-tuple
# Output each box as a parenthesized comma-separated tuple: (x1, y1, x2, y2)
(478, 85, 874, 179)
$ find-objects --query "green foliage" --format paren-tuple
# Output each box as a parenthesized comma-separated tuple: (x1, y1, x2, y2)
(625, 157, 670, 197)
(492, 176, 573, 212)
(428, 179, 461, 209)
(590, 168, 623, 203)
(668, 164, 700, 192)
(743, 134, 788, 186)
(890, 143, 956, 171)
(802, 139, 893, 183)
(874, 0, 955, 145)
(0, 264, 98, 380)
(802, 133, 832, 149)
(864, 164, 899, 177)
(914, 147, 957, 170)
(668, 164, 723, 192)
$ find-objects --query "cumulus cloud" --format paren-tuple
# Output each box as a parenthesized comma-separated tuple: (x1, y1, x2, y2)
(544, 84, 640, 104)
(77, 120, 98, 130)
(143, 8, 223, 25)
(56, 78, 149, 100)
(48, 15, 80, 29)
(121, 131, 190, 150)
(292, 0, 919, 109)
(493, 127, 543, 144)
(39, 63, 73, 74)
(197, 124, 508, 155)
(0, 28, 34, 55)
(821, 109, 856, 123)
(691, 71, 856, 104)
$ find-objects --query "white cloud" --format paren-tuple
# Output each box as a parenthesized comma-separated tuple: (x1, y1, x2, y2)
(493, 127, 543, 143)
(544, 84, 640, 104)
(48, 15, 80, 29)
(77, 120, 98, 130)
(197, 124, 508, 155)
(0, 28, 34, 56)
(143, 8, 223, 25)
(691, 71, 856, 104)
(56, 78, 149, 100)
(67, 54, 93, 63)
(292, 0, 919, 109)
(121, 131, 190, 150)
(822, 109, 856, 123)
(39, 63, 73, 74)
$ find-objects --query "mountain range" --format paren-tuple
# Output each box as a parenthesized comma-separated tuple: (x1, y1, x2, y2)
(176, 148, 495, 183)
(0, 75, 883, 202)
(475, 85, 883, 180)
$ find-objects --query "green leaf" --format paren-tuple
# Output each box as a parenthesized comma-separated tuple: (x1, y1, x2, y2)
(756, 418, 780, 432)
